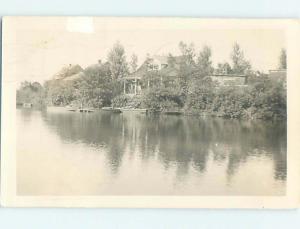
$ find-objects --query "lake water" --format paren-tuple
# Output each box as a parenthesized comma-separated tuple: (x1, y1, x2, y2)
(17, 108, 287, 196)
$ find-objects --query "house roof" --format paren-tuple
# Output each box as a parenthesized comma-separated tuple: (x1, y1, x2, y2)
(53, 64, 83, 80)
(125, 61, 148, 79)
(151, 55, 168, 64)
(124, 55, 183, 80)
(268, 69, 286, 78)
(63, 72, 85, 81)
(54, 62, 110, 82)
(159, 66, 179, 77)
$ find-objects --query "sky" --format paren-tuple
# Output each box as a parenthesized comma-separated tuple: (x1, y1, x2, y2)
(3, 17, 286, 84)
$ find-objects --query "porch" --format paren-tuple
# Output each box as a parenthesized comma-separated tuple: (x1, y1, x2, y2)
(122, 76, 144, 96)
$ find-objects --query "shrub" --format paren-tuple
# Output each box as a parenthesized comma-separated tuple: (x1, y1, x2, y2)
(141, 86, 183, 111)
(111, 95, 130, 108)
(249, 79, 286, 120)
(185, 77, 216, 113)
(111, 95, 142, 108)
(212, 86, 252, 118)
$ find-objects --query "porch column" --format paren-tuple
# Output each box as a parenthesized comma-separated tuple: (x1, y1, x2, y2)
(134, 78, 137, 95)
(123, 79, 126, 94)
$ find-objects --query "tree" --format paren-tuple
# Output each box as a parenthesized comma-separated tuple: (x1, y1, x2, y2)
(17, 81, 45, 106)
(215, 62, 232, 74)
(78, 63, 114, 107)
(185, 77, 217, 113)
(279, 48, 287, 69)
(177, 42, 197, 101)
(167, 53, 176, 68)
(130, 53, 138, 73)
(141, 86, 183, 112)
(179, 41, 196, 65)
(231, 42, 251, 74)
(107, 41, 129, 80)
(44, 80, 76, 106)
(196, 45, 214, 77)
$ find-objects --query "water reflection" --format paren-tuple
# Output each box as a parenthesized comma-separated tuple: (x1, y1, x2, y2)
(41, 110, 287, 182)
(17, 108, 287, 195)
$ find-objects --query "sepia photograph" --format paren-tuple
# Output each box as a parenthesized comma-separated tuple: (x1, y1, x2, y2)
(1, 17, 300, 207)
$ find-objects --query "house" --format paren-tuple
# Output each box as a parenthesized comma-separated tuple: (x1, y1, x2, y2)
(208, 74, 248, 87)
(268, 69, 286, 89)
(53, 64, 84, 80)
(63, 71, 85, 81)
(123, 55, 251, 95)
(53, 61, 110, 82)
(123, 55, 182, 95)
(268, 69, 286, 82)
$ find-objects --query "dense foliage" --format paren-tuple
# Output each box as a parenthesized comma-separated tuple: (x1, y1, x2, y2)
(184, 75, 286, 120)
(16, 41, 286, 120)
(75, 63, 115, 108)
(141, 86, 183, 112)
(111, 94, 142, 108)
(16, 81, 45, 107)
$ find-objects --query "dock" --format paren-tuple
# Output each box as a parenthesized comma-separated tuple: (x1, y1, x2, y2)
(162, 110, 183, 115)
(101, 107, 122, 113)
(68, 108, 94, 113)
(120, 108, 148, 114)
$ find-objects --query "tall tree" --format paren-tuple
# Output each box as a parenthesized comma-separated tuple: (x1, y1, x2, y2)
(196, 45, 214, 77)
(215, 62, 232, 74)
(17, 81, 45, 106)
(79, 64, 113, 107)
(107, 41, 129, 80)
(130, 53, 138, 73)
(279, 48, 287, 69)
(231, 42, 251, 74)
(177, 42, 196, 102)
(167, 53, 176, 68)
(179, 41, 196, 65)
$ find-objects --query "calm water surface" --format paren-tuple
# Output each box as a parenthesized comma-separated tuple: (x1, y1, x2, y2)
(17, 108, 287, 195)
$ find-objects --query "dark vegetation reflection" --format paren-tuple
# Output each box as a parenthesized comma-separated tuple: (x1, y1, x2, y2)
(39, 110, 287, 182)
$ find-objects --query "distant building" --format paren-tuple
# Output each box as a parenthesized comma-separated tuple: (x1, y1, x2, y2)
(268, 69, 286, 89)
(62, 72, 85, 81)
(268, 69, 286, 82)
(208, 74, 248, 87)
(53, 64, 84, 80)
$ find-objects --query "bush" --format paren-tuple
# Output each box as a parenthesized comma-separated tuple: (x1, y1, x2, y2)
(111, 95, 142, 108)
(184, 74, 286, 120)
(185, 77, 216, 113)
(212, 86, 252, 118)
(111, 95, 130, 108)
(141, 86, 183, 111)
(17, 81, 46, 107)
(248, 79, 286, 120)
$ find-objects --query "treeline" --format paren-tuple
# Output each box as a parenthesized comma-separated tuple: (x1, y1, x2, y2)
(114, 73, 285, 120)
(16, 41, 287, 120)
(16, 81, 44, 107)
(184, 75, 286, 119)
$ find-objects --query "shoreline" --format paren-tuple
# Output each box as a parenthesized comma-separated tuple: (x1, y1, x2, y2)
(18, 105, 286, 121)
